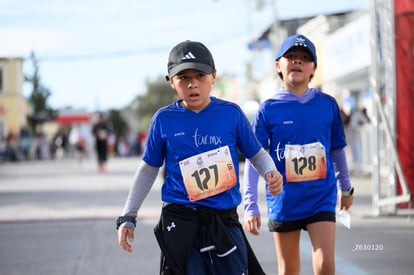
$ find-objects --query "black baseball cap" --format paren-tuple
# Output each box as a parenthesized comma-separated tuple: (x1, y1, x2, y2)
(166, 40, 215, 80)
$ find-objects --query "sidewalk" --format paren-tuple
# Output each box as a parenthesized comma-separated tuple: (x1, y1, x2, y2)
(1, 157, 413, 275)
(0, 156, 378, 222)
(349, 174, 373, 217)
(350, 170, 414, 220)
(0, 157, 164, 275)
(0, 157, 164, 222)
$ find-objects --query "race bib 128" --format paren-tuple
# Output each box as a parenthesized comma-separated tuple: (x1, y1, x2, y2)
(285, 142, 327, 182)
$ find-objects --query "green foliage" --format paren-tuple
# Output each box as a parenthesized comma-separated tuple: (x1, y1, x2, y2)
(108, 109, 128, 137)
(25, 51, 56, 132)
(135, 76, 176, 129)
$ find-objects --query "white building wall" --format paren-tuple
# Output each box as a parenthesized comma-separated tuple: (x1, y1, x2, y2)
(322, 14, 371, 88)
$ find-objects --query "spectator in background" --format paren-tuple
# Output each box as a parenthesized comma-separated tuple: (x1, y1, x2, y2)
(339, 108, 351, 129)
(107, 132, 116, 157)
(69, 124, 87, 162)
(50, 127, 69, 159)
(349, 107, 370, 166)
(19, 127, 32, 160)
(136, 130, 147, 156)
(5, 131, 19, 161)
(92, 113, 110, 172)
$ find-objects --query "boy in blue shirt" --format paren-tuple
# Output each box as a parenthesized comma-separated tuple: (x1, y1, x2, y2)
(117, 40, 283, 275)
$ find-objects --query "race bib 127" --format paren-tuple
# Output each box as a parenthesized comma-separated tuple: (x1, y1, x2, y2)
(179, 145, 237, 201)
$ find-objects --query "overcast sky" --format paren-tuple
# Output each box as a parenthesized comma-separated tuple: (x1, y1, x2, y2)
(0, 0, 370, 111)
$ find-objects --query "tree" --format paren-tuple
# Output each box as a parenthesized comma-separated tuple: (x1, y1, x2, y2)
(25, 51, 56, 133)
(108, 109, 128, 138)
(135, 76, 176, 130)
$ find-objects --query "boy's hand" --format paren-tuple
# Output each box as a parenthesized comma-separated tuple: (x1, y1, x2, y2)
(118, 227, 135, 253)
(244, 215, 261, 235)
(265, 171, 283, 195)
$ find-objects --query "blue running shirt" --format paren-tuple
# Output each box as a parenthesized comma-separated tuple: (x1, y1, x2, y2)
(253, 90, 347, 221)
(143, 96, 262, 210)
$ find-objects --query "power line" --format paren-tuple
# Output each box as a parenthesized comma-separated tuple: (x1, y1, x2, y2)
(31, 46, 171, 62)
(26, 30, 248, 63)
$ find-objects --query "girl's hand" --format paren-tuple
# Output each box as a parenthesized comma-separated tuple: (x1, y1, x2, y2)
(339, 195, 353, 211)
(244, 215, 261, 235)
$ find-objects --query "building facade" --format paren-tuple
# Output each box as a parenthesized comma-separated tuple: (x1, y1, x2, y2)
(0, 57, 28, 139)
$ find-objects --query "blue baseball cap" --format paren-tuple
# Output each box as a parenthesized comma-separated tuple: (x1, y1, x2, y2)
(275, 34, 317, 66)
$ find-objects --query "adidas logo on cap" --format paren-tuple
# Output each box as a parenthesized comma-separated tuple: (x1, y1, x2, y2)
(182, 52, 196, 60)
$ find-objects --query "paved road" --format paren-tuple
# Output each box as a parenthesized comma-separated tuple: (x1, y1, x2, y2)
(1, 157, 413, 275)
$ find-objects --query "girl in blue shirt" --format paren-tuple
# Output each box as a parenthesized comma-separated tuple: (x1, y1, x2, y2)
(243, 34, 354, 275)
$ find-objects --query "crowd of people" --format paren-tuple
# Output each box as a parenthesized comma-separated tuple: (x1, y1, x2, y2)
(1, 128, 51, 162)
(0, 124, 147, 165)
